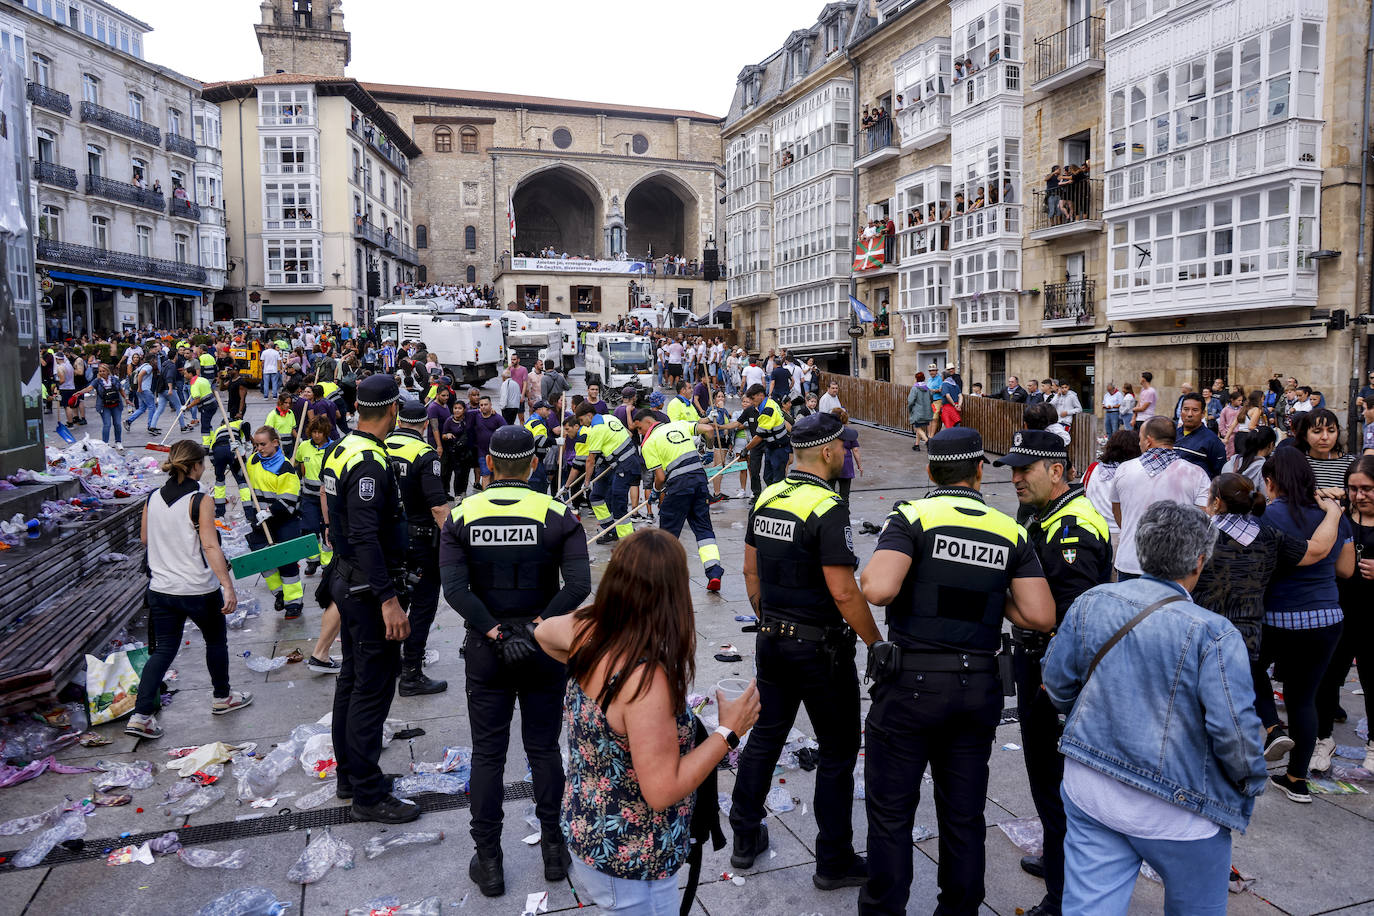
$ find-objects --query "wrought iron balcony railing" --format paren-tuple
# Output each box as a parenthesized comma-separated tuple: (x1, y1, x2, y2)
(169, 197, 201, 221)
(1029, 177, 1104, 234)
(33, 159, 77, 190)
(37, 238, 207, 285)
(1033, 17, 1105, 88)
(165, 133, 197, 158)
(1043, 278, 1096, 322)
(86, 173, 165, 211)
(80, 101, 160, 146)
(27, 81, 71, 115)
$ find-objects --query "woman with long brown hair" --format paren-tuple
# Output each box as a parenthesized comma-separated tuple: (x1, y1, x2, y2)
(536, 529, 759, 912)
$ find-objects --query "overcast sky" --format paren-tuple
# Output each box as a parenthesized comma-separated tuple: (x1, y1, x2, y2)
(120, 0, 806, 116)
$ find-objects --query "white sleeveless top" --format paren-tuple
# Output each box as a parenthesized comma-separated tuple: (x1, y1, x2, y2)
(146, 481, 219, 595)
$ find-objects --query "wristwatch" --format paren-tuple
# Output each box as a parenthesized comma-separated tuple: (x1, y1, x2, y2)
(714, 725, 739, 750)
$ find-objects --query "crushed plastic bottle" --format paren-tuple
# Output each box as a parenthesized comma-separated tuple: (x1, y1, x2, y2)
(363, 830, 445, 860)
(345, 897, 443, 916)
(92, 759, 155, 790)
(244, 654, 288, 673)
(194, 886, 290, 916)
(226, 598, 261, 630)
(235, 736, 305, 801)
(286, 827, 354, 883)
(764, 786, 795, 813)
(0, 796, 78, 837)
(295, 781, 338, 811)
(392, 772, 468, 797)
(149, 831, 182, 854)
(178, 846, 249, 869)
(409, 745, 471, 780)
(163, 785, 225, 817)
(14, 810, 87, 868)
(718, 792, 733, 817)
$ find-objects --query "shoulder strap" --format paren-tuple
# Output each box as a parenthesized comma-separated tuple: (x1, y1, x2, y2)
(1085, 595, 1184, 681)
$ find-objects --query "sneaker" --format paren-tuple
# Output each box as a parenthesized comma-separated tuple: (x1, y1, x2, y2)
(1269, 773, 1311, 803)
(813, 854, 868, 891)
(707, 576, 722, 592)
(124, 714, 163, 739)
(307, 655, 341, 674)
(594, 531, 618, 546)
(211, 691, 254, 716)
(911, 443, 921, 451)
(1363, 740, 1374, 772)
(1263, 726, 1295, 761)
(305, 559, 320, 576)
(114, 443, 124, 451)
(731, 824, 770, 870)
(709, 493, 726, 504)
(147, 427, 160, 435)
(123, 419, 132, 432)
(336, 773, 399, 800)
(1311, 736, 1336, 772)
(351, 794, 420, 824)
(734, 488, 749, 499)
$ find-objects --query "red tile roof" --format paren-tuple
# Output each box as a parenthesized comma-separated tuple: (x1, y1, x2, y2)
(358, 81, 722, 122)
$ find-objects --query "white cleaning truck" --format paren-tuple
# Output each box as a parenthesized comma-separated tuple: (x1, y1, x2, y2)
(583, 332, 654, 390)
(376, 312, 505, 386)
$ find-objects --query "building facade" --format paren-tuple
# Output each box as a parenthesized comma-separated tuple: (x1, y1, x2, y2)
(12, 0, 222, 338)
(725, 0, 1371, 417)
(205, 75, 420, 326)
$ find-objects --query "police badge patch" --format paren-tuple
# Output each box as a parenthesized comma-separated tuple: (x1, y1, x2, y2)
(844, 525, 854, 552)
(359, 477, 376, 501)
(1062, 548, 1077, 564)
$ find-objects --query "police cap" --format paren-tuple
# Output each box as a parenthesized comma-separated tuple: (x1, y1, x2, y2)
(397, 399, 428, 424)
(927, 427, 989, 463)
(356, 374, 400, 408)
(488, 426, 536, 460)
(992, 429, 1069, 467)
(791, 412, 844, 449)
(531, 399, 552, 410)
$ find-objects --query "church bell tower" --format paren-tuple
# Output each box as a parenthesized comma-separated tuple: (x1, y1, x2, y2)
(256, 0, 351, 76)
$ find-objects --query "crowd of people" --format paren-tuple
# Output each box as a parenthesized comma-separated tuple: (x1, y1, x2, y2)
(1043, 160, 1093, 223)
(35, 317, 1374, 914)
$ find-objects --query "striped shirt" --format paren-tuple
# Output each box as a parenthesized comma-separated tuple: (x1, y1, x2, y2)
(1306, 453, 1354, 491)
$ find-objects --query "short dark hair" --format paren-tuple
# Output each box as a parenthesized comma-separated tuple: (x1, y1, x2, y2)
(357, 401, 396, 423)
(1298, 386, 1312, 396)
(745, 383, 766, 398)
(1180, 392, 1205, 407)
(929, 458, 981, 487)
(1023, 403, 1057, 429)
(574, 401, 597, 419)
(1141, 370, 1153, 383)
(675, 380, 690, 394)
(489, 454, 532, 479)
(1100, 428, 1142, 464)
(1142, 416, 1176, 444)
(633, 407, 657, 423)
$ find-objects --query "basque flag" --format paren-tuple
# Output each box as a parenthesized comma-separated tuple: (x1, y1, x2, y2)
(849, 295, 875, 322)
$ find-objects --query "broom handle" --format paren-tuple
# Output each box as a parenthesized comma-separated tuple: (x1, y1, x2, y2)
(157, 399, 190, 445)
(586, 460, 736, 547)
(288, 400, 309, 463)
(207, 381, 274, 545)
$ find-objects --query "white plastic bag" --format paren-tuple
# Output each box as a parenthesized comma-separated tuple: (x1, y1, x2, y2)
(85, 646, 150, 725)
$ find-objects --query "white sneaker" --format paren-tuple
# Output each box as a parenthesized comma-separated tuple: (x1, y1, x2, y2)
(734, 488, 748, 499)
(114, 442, 124, 451)
(1311, 736, 1336, 772)
(1364, 741, 1374, 772)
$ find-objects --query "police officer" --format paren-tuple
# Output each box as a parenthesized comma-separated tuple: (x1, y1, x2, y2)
(322, 374, 417, 824)
(573, 401, 637, 544)
(731, 413, 881, 890)
(439, 426, 591, 898)
(385, 400, 452, 697)
(741, 382, 792, 487)
(992, 430, 1111, 916)
(634, 408, 725, 590)
(858, 428, 1055, 915)
(524, 400, 555, 492)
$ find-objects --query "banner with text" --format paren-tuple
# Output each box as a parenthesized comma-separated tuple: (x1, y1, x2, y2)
(510, 257, 648, 274)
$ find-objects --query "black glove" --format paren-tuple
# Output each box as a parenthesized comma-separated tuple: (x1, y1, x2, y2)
(494, 623, 537, 666)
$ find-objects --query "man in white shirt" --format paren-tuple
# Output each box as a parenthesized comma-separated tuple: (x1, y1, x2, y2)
(260, 345, 282, 399)
(1107, 417, 1211, 579)
(818, 380, 843, 415)
(741, 355, 766, 392)
(1101, 384, 1124, 435)
(788, 359, 805, 400)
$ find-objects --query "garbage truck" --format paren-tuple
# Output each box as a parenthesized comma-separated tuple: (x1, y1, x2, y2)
(375, 312, 504, 386)
(582, 332, 654, 390)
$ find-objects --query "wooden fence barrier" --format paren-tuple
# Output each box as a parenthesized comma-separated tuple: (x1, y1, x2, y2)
(821, 372, 1099, 472)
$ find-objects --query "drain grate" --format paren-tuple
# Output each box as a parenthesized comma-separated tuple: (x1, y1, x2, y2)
(0, 780, 539, 870)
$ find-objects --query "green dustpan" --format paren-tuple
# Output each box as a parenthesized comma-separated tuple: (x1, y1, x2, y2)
(229, 534, 320, 579)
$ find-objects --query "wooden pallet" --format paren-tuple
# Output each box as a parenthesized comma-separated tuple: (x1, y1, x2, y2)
(0, 502, 142, 620)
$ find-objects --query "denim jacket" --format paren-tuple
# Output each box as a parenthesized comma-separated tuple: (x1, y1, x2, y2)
(1041, 576, 1268, 833)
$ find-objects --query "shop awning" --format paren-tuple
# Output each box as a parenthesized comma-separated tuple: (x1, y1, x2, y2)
(48, 271, 203, 298)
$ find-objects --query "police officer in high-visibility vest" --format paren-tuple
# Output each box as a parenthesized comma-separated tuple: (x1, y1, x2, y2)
(573, 401, 636, 544)
(210, 418, 252, 519)
(741, 382, 792, 486)
(439, 426, 591, 898)
(666, 379, 699, 424)
(731, 413, 882, 889)
(992, 430, 1111, 916)
(322, 374, 418, 825)
(858, 427, 1055, 915)
(386, 400, 452, 697)
(523, 400, 555, 493)
(183, 364, 218, 448)
(245, 426, 304, 618)
(634, 408, 725, 590)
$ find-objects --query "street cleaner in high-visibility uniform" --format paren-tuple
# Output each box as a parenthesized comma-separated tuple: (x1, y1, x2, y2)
(210, 417, 253, 519)
(633, 408, 726, 591)
(246, 425, 305, 618)
(296, 416, 337, 575)
(573, 401, 637, 544)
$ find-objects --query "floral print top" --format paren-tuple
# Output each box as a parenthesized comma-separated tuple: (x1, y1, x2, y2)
(560, 678, 695, 880)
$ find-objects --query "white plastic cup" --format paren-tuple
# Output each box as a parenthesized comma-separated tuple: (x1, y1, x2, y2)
(716, 678, 750, 702)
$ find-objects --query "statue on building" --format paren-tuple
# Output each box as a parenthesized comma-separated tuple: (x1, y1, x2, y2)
(604, 194, 626, 258)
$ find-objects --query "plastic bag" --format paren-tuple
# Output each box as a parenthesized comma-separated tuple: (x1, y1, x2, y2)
(764, 786, 795, 813)
(163, 785, 225, 817)
(195, 886, 290, 916)
(286, 827, 354, 883)
(149, 831, 182, 854)
(393, 773, 468, 797)
(997, 816, 1044, 857)
(92, 759, 155, 790)
(295, 781, 338, 811)
(410, 745, 471, 779)
(166, 742, 244, 777)
(300, 733, 336, 778)
(107, 842, 155, 866)
(363, 830, 444, 860)
(179, 846, 249, 869)
(345, 897, 442, 916)
(84, 646, 150, 725)
(0, 797, 75, 837)
(14, 810, 87, 868)
(244, 655, 287, 673)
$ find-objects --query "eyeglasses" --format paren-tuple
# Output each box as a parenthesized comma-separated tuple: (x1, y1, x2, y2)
(1349, 486, 1374, 495)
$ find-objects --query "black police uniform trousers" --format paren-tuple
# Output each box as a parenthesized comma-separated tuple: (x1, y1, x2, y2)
(464, 629, 567, 854)
(748, 447, 764, 498)
(1014, 646, 1066, 910)
(401, 554, 440, 668)
(860, 666, 1003, 916)
(329, 577, 402, 806)
(730, 632, 861, 876)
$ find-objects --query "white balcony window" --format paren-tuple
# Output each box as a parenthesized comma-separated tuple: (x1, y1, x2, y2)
(259, 87, 315, 127)
(264, 181, 318, 230)
(262, 135, 316, 175)
(265, 238, 321, 286)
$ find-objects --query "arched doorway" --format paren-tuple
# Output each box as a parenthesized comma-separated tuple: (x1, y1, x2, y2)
(513, 166, 601, 257)
(625, 173, 696, 260)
